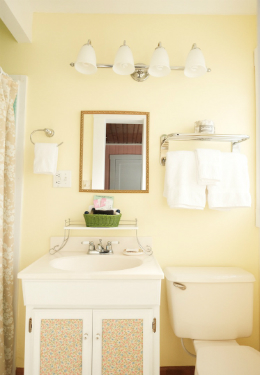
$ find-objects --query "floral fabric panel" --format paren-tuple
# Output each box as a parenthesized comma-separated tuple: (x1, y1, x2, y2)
(40, 319, 83, 375)
(0, 75, 18, 375)
(102, 319, 143, 375)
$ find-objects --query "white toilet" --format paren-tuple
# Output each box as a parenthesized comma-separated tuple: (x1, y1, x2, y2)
(164, 267, 260, 375)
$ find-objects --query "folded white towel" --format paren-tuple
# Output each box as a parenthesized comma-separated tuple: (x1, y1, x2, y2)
(163, 151, 206, 209)
(195, 149, 222, 185)
(33, 143, 58, 175)
(207, 152, 251, 210)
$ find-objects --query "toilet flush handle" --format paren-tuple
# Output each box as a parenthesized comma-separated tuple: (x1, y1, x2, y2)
(173, 282, 186, 290)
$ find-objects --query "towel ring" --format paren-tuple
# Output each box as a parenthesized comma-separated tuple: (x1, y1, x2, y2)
(30, 128, 63, 147)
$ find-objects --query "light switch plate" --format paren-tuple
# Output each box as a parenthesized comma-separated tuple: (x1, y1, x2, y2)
(53, 170, 71, 188)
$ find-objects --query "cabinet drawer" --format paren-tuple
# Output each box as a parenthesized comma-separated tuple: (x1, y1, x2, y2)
(23, 279, 161, 306)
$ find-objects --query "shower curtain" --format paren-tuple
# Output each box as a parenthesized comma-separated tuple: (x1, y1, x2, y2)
(0, 73, 18, 375)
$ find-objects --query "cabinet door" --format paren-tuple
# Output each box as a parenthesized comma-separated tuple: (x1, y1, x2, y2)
(92, 309, 153, 375)
(32, 309, 92, 375)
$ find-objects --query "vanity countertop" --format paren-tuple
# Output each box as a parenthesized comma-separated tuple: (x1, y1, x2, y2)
(18, 236, 164, 281)
(18, 251, 164, 281)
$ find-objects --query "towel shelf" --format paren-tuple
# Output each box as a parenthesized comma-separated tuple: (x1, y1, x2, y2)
(160, 133, 249, 166)
(49, 218, 153, 256)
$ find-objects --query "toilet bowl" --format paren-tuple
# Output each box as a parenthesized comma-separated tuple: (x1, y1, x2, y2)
(194, 340, 260, 375)
(164, 267, 260, 375)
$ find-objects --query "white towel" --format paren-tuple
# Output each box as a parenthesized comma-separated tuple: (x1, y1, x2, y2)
(195, 149, 222, 185)
(207, 152, 251, 210)
(33, 143, 58, 175)
(163, 151, 206, 209)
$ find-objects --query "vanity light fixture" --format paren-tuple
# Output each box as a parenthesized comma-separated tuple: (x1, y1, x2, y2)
(70, 40, 211, 82)
(113, 40, 135, 75)
(184, 43, 207, 78)
(74, 39, 97, 75)
(148, 42, 171, 77)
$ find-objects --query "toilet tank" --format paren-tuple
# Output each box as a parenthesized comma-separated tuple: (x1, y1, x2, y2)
(164, 267, 255, 340)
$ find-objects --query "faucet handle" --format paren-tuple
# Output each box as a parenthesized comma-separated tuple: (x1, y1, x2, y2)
(81, 241, 96, 253)
(89, 241, 95, 251)
(105, 241, 113, 253)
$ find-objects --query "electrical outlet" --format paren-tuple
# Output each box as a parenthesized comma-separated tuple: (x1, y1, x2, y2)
(53, 171, 72, 188)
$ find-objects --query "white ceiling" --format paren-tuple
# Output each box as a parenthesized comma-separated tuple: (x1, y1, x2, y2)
(30, 0, 257, 15)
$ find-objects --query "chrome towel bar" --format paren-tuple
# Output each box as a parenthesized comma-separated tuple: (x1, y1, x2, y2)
(160, 133, 249, 166)
(30, 128, 63, 147)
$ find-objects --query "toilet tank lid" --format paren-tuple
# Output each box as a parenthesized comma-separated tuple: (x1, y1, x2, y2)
(164, 267, 255, 283)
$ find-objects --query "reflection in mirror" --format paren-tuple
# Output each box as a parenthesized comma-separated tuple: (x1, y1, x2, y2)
(80, 111, 149, 193)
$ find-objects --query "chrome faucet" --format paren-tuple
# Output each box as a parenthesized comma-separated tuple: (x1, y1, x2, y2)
(97, 239, 105, 253)
(81, 239, 118, 255)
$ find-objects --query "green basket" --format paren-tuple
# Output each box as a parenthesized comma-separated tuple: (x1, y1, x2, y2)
(83, 213, 122, 227)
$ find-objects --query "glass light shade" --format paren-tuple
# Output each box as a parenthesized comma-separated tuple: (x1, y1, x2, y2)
(75, 42, 97, 75)
(184, 45, 207, 78)
(113, 42, 135, 75)
(148, 43, 171, 77)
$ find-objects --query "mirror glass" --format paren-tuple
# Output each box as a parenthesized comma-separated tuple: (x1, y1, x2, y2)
(80, 111, 149, 192)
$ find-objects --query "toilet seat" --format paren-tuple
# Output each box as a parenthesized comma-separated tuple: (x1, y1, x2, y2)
(193, 339, 239, 353)
(196, 346, 260, 375)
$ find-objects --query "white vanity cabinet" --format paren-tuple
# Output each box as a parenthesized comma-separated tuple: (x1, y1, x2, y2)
(21, 277, 161, 375)
(27, 307, 155, 375)
(18, 240, 163, 375)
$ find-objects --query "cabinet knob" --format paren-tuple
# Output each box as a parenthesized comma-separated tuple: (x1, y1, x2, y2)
(84, 333, 88, 340)
(96, 333, 100, 340)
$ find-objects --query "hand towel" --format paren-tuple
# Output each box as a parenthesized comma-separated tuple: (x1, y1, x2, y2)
(195, 149, 222, 185)
(163, 151, 206, 209)
(207, 152, 251, 210)
(33, 143, 58, 175)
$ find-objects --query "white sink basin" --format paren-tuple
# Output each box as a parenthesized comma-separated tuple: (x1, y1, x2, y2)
(50, 255, 143, 273)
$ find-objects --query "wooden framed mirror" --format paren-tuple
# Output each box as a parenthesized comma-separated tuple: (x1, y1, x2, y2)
(79, 111, 149, 193)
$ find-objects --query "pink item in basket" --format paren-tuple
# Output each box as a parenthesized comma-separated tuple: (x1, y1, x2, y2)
(93, 199, 100, 208)
(93, 196, 114, 210)
(100, 198, 106, 207)
(94, 198, 109, 209)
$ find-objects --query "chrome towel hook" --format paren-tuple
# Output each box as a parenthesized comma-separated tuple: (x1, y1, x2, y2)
(30, 128, 63, 147)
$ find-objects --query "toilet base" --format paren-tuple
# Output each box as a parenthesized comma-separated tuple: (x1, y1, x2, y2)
(193, 340, 239, 375)
(193, 340, 260, 375)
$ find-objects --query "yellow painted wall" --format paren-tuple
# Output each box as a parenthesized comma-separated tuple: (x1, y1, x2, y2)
(0, 13, 258, 368)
